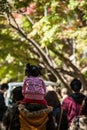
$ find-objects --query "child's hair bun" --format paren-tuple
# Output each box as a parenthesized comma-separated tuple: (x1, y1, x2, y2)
(25, 63, 42, 77)
(26, 63, 31, 69)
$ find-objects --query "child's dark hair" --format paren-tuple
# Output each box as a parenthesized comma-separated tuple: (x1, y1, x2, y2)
(45, 91, 61, 108)
(25, 63, 42, 77)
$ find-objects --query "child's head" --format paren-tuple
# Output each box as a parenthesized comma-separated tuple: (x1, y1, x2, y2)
(45, 90, 61, 108)
(25, 63, 42, 77)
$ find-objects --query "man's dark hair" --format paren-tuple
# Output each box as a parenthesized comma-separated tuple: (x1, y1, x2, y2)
(0, 83, 8, 90)
(70, 78, 82, 92)
(12, 86, 24, 102)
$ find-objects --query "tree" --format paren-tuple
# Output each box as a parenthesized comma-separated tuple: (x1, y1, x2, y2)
(0, 0, 87, 91)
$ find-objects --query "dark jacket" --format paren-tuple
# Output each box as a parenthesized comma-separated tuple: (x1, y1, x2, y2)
(0, 92, 7, 121)
(62, 93, 85, 126)
(2, 103, 56, 130)
(53, 107, 68, 130)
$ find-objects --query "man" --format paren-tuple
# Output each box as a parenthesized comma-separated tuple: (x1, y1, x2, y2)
(2, 86, 23, 130)
(0, 83, 8, 130)
(2, 86, 56, 130)
(62, 78, 85, 127)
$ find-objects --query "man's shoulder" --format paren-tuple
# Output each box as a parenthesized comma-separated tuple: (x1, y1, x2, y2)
(63, 96, 74, 103)
(7, 104, 19, 114)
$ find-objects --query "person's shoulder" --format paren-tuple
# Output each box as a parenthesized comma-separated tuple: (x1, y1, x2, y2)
(80, 93, 86, 99)
(5, 103, 19, 116)
(62, 96, 75, 108)
(63, 96, 73, 102)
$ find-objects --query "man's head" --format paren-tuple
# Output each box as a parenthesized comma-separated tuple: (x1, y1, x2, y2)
(70, 78, 82, 92)
(11, 86, 24, 102)
(0, 83, 8, 92)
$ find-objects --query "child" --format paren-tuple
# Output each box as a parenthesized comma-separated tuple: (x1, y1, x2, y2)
(22, 63, 47, 106)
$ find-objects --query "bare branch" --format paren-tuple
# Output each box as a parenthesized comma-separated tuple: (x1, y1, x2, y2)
(26, 15, 34, 25)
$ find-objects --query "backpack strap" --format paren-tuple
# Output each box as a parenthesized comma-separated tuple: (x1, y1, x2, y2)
(58, 107, 63, 130)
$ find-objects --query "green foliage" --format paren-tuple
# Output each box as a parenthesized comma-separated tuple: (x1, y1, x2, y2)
(0, 0, 87, 83)
(83, 71, 87, 80)
(0, 0, 9, 13)
(68, 0, 79, 10)
(29, 14, 63, 45)
(22, 16, 32, 32)
(13, 0, 31, 9)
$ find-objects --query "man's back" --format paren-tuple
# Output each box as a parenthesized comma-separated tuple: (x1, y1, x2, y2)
(3, 103, 55, 130)
(62, 92, 85, 126)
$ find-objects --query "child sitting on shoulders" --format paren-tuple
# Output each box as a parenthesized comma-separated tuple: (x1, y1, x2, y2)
(22, 63, 47, 106)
